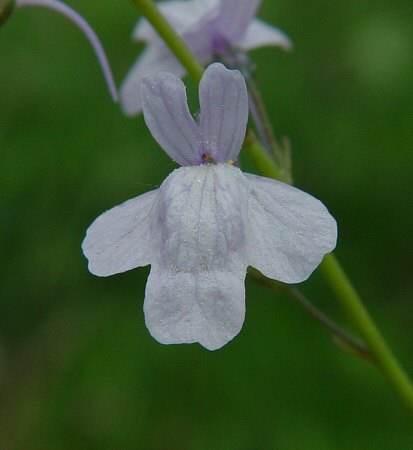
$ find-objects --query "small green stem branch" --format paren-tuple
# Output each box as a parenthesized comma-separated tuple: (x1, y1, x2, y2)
(248, 268, 371, 361)
(244, 75, 292, 183)
(130, 0, 203, 83)
(246, 76, 279, 152)
(244, 130, 290, 183)
(130, 0, 413, 416)
(288, 286, 371, 361)
(320, 254, 413, 415)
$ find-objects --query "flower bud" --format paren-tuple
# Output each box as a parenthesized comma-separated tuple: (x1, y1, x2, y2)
(0, 0, 15, 26)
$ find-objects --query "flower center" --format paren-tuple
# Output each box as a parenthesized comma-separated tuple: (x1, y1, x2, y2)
(201, 153, 235, 166)
(201, 152, 217, 164)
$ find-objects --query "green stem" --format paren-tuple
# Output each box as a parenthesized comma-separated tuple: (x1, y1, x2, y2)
(244, 130, 290, 183)
(245, 77, 293, 184)
(130, 0, 203, 83)
(245, 77, 281, 156)
(320, 254, 413, 415)
(288, 286, 371, 361)
(130, 0, 413, 416)
(248, 268, 371, 361)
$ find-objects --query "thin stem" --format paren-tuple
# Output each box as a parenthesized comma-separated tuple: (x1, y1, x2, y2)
(244, 130, 289, 183)
(16, 0, 118, 102)
(130, 0, 203, 83)
(245, 76, 292, 184)
(320, 254, 413, 415)
(243, 75, 293, 184)
(248, 92, 272, 153)
(249, 269, 371, 361)
(288, 286, 371, 360)
(245, 75, 281, 158)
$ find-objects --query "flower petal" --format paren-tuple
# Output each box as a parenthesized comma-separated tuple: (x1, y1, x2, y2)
(132, 0, 219, 42)
(246, 174, 337, 283)
(141, 72, 203, 166)
(82, 189, 159, 277)
(237, 19, 293, 51)
(180, 14, 216, 64)
(215, 0, 261, 44)
(143, 164, 250, 350)
(120, 46, 186, 116)
(156, 164, 249, 272)
(199, 63, 248, 163)
(144, 267, 245, 350)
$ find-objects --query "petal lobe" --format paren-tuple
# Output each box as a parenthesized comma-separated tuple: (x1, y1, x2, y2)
(246, 174, 337, 283)
(199, 63, 248, 163)
(144, 267, 245, 350)
(141, 72, 202, 166)
(82, 189, 159, 276)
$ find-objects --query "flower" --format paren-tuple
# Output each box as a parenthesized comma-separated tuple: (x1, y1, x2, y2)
(120, 0, 292, 116)
(83, 63, 337, 351)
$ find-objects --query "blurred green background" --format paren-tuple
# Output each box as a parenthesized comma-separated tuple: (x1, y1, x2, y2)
(1, 0, 413, 448)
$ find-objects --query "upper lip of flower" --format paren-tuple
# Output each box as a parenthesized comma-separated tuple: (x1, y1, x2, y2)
(139, 63, 249, 167)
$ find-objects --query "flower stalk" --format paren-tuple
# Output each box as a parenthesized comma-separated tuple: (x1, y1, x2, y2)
(320, 254, 413, 415)
(16, 0, 118, 102)
(243, 130, 289, 183)
(243, 70, 292, 182)
(248, 268, 371, 361)
(221, 51, 285, 164)
(130, 0, 204, 84)
(130, 0, 413, 416)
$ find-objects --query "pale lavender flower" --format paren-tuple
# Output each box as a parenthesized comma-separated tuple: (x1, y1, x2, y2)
(83, 63, 337, 351)
(120, 0, 292, 116)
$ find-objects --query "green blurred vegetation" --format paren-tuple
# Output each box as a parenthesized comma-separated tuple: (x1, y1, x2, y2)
(1, 0, 413, 448)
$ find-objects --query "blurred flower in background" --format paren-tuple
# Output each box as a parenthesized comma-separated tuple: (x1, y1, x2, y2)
(120, 0, 292, 115)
